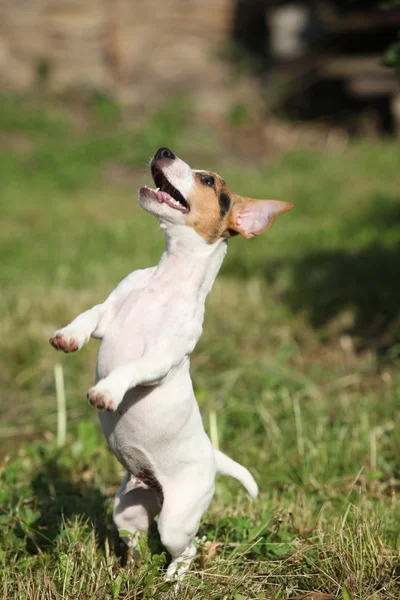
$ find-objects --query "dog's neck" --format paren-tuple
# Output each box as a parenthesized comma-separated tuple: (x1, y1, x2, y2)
(152, 225, 228, 304)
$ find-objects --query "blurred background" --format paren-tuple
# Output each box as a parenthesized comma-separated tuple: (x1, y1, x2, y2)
(1, 0, 400, 136)
(1, 1, 400, 598)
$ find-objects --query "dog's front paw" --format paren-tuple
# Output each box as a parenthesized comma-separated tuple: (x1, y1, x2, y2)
(87, 386, 116, 412)
(49, 331, 81, 353)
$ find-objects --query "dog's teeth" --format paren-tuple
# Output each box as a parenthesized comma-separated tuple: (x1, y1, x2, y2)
(156, 187, 160, 192)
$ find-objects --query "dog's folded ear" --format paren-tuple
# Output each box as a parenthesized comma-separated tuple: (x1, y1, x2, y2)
(229, 197, 293, 238)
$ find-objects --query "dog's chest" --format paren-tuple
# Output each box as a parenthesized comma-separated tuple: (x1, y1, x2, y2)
(97, 285, 201, 378)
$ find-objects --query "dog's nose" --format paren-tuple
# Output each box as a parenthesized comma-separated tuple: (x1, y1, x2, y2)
(154, 147, 175, 161)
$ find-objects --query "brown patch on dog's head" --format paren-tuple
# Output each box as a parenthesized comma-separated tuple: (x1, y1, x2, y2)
(184, 170, 293, 243)
(184, 171, 234, 243)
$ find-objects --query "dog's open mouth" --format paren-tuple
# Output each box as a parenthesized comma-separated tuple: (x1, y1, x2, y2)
(143, 168, 189, 212)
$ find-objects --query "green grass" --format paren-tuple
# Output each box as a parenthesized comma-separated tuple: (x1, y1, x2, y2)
(1, 95, 400, 599)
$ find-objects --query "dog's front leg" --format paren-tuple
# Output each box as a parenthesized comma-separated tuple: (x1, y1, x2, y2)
(49, 269, 152, 354)
(49, 304, 108, 353)
(87, 353, 179, 411)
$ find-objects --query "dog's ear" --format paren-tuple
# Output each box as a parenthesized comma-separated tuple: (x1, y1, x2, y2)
(229, 197, 293, 238)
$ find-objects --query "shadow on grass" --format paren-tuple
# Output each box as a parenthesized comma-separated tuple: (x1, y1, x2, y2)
(26, 454, 165, 564)
(283, 244, 400, 355)
(28, 456, 112, 553)
(284, 199, 400, 355)
(228, 195, 400, 355)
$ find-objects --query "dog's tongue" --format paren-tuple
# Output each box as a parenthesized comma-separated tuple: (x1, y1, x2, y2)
(154, 190, 171, 203)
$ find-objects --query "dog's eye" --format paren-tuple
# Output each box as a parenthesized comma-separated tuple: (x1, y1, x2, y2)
(201, 175, 215, 187)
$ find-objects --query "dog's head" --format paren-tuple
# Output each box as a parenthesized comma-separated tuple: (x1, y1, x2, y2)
(139, 148, 293, 243)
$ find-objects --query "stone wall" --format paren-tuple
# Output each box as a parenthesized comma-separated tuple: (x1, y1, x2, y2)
(0, 0, 254, 115)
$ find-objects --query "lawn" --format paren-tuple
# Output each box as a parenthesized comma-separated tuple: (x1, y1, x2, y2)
(0, 94, 400, 599)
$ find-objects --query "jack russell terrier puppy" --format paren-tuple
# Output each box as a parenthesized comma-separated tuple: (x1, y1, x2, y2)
(49, 147, 293, 580)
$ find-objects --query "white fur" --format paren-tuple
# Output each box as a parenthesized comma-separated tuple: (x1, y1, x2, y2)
(50, 152, 258, 580)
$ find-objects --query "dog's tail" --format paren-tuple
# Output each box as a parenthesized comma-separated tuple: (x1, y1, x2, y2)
(214, 449, 258, 499)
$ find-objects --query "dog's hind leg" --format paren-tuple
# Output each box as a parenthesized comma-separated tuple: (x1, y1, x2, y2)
(157, 466, 215, 581)
(113, 474, 161, 551)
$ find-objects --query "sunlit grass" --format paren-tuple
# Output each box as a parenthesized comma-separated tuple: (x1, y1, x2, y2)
(0, 95, 400, 599)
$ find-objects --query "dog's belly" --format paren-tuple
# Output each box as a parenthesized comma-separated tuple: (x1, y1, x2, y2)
(98, 371, 213, 487)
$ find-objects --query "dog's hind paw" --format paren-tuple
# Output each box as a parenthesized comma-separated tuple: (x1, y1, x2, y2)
(49, 331, 80, 353)
(87, 386, 115, 412)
